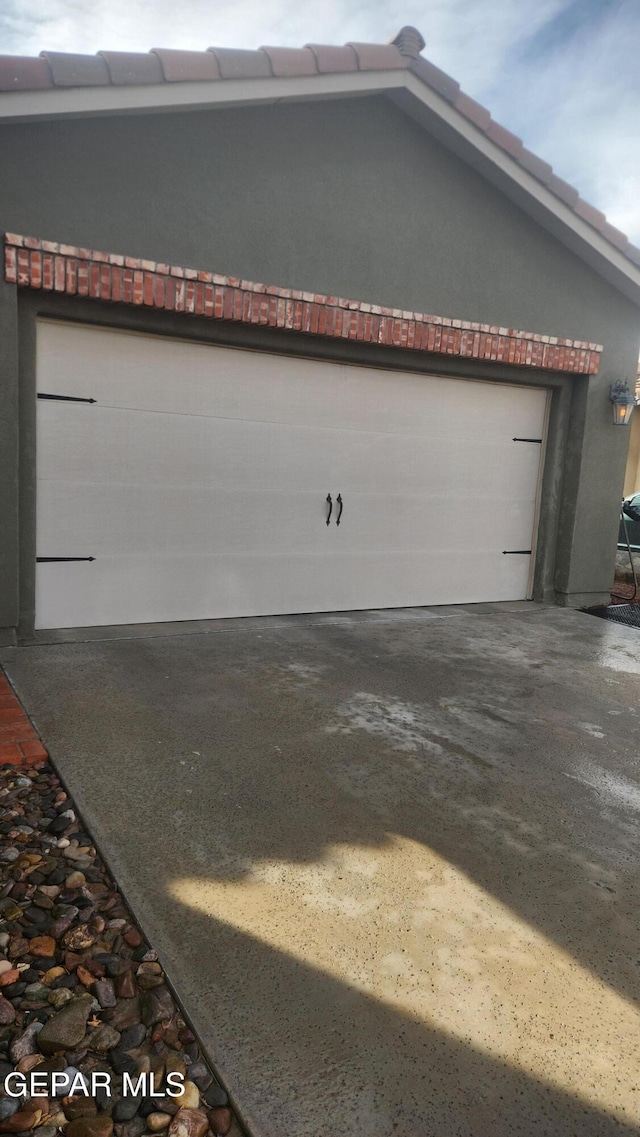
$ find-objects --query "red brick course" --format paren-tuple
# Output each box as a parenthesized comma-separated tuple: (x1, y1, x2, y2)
(0, 671, 48, 767)
(4, 233, 603, 375)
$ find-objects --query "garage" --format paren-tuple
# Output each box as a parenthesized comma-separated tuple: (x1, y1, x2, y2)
(35, 320, 548, 629)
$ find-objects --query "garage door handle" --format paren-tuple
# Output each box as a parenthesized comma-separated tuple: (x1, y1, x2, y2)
(326, 493, 332, 525)
(336, 494, 343, 526)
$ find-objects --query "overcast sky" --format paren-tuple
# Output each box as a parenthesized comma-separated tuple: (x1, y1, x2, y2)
(3, 0, 639, 242)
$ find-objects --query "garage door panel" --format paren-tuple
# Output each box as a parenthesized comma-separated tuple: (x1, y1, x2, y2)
(35, 554, 346, 630)
(318, 550, 532, 610)
(36, 548, 531, 630)
(37, 322, 546, 442)
(39, 405, 541, 499)
(37, 482, 337, 557)
(330, 435, 542, 497)
(331, 495, 537, 553)
(38, 406, 336, 490)
(37, 481, 534, 560)
(36, 321, 547, 629)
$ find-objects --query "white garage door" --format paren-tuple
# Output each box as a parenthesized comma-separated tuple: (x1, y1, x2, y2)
(35, 321, 548, 629)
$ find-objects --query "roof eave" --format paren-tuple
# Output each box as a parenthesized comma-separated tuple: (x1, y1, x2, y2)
(2, 67, 639, 307)
(0, 67, 404, 121)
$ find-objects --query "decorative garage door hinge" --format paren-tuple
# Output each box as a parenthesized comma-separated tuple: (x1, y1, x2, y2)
(37, 393, 96, 403)
(512, 437, 542, 443)
(37, 557, 96, 562)
(502, 550, 532, 555)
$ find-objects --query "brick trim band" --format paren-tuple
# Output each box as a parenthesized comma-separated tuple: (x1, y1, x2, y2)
(4, 234, 603, 374)
(0, 669, 48, 767)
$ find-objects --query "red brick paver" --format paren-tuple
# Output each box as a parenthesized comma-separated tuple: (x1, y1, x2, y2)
(0, 670, 48, 766)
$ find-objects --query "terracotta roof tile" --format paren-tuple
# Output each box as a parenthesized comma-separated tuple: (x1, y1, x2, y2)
(306, 44, 358, 73)
(41, 52, 110, 87)
(574, 198, 607, 228)
(518, 147, 553, 184)
(0, 55, 52, 91)
(151, 49, 220, 82)
(454, 91, 491, 131)
(486, 120, 524, 158)
(261, 46, 317, 77)
(0, 28, 637, 274)
(410, 55, 460, 102)
(98, 51, 164, 86)
(599, 219, 630, 252)
(346, 43, 407, 71)
(546, 173, 579, 208)
(207, 47, 272, 79)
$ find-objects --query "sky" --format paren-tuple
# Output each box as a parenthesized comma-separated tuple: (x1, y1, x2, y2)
(2, 0, 640, 242)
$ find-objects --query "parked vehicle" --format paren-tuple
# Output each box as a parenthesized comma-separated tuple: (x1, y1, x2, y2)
(619, 492, 640, 548)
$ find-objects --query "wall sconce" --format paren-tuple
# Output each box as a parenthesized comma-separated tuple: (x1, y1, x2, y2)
(610, 379, 636, 426)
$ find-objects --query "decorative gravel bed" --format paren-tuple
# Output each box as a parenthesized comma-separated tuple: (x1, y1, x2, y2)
(0, 762, 242, 1137)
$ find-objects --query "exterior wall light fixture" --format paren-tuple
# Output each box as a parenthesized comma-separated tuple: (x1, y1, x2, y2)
(610, 379, 636, 425)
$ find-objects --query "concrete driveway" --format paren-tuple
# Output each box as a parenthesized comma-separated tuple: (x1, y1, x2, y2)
(2, 603, 640, 1136)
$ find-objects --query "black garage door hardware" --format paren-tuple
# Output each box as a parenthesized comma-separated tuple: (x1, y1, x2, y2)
(38, 393, 96, 404)
(37, 557, 95, 563)
(326, 493, 344, 525)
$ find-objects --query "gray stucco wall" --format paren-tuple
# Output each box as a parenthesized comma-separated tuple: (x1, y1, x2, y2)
(1, 94, 639, 632)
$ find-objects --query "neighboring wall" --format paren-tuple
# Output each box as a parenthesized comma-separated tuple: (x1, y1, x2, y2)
(623, 378, 640, 497)
(1, 94, 639, 630)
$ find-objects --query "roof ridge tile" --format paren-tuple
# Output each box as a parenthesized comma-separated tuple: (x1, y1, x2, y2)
(40, 51, 110, 87)
(97, 50, 163, 85)
(260, 46, 317, 77)
(206, 46, 272, 80)
(305, 44, 358, 73)
(346, 42, 407, 71)
(151, 48, 220, 82)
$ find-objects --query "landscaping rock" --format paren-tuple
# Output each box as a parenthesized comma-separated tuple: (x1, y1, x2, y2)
(207, 1109, 232, 1137)
(112, 1096, 143, 1123)
(0, 763, 241, 1137)
(113, 973, 135, 1001)
(140, 987, 173, 1028)
(114, 1120, 145, 1137)
(88, 1024, 120, 1053)
(146, 1115, 172, 1132)
(173, 1082, 199, 1111)
(62, 1098, 98, 1121)
(62, 928, 95, 953)
(106, 999, 140, 1032)
(202, 1082, 228, 1109)
(66, 1117, 114, 1137)
(48, 988, 73, 1009)
(0, 1106, 41, 1132)
(0, 999, 15, 1026)
(135, 963, 163, 991)
(28, 936, 57, 959)
(119, 1024, 145, 1052)
(167, 1109, 209, 1137)
(9, 1021, 42, 1063)
(92, 981, 116, 1009)
(37, 995, 93, 1053)
(65, 872, 85, 890)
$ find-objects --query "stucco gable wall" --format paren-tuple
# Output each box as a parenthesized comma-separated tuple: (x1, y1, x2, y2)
(0, 95, 637, 348)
